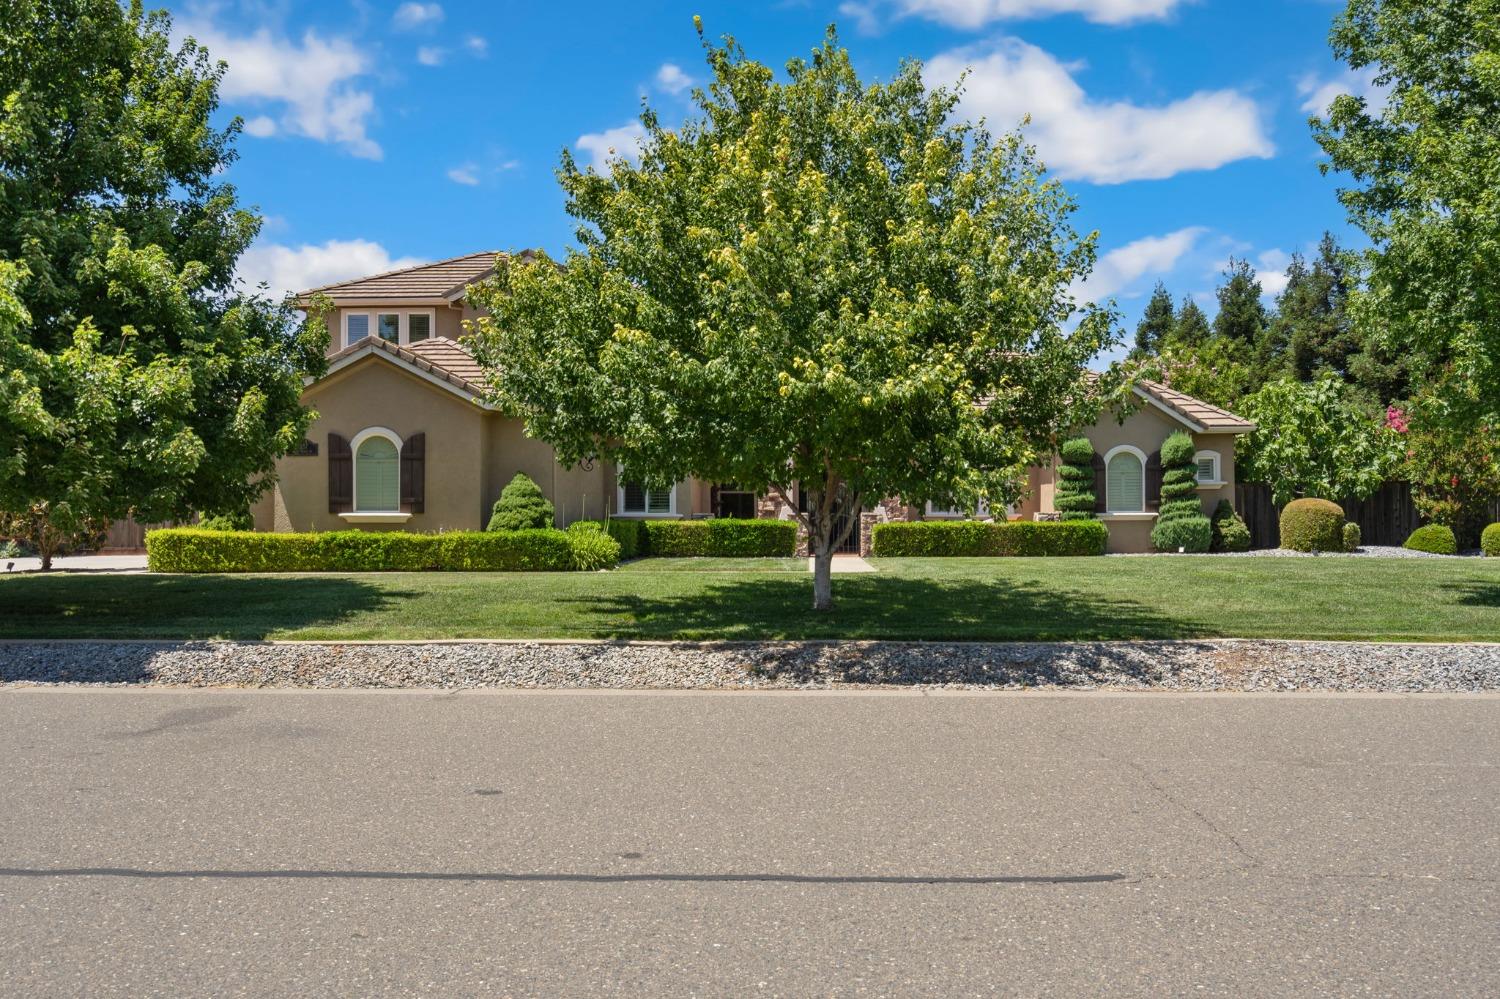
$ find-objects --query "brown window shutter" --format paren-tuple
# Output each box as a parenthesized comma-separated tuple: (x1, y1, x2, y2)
(400, 432, 425, 514)
(328, 433, 352, 513)
(1091, 452, 1106, 513)
(1146, 450, 1163, 509)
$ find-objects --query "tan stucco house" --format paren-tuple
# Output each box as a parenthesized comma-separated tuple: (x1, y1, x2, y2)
(251, 253, 1254, 553)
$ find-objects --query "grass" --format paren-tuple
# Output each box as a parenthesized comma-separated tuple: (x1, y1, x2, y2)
(2, 556, 1498, 643)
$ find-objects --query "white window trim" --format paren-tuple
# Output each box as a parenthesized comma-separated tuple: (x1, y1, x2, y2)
(616, 475, 679, 518)
(1194, 449, 1226, 489)
(1103, 444, 1148, 515)
(342, 426, 411, 522)
(925, 499, 999, 520)
(343, 309, 438, 349)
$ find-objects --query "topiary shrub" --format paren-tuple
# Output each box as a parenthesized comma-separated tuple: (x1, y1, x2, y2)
(1279, 498, 1346, 552)
(1151, 431, 1212, 553)
(1483, 523, 1500, 558)
(1404, 524, 1457, 555)
(1342, 521, 1362, 553)
(487, 473, 554, 531)
(1209, 499, 1251, 553)
(1054, 437, 1097, 521)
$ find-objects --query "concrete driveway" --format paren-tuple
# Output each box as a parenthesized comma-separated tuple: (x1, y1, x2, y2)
(1, 688, 1497, 996)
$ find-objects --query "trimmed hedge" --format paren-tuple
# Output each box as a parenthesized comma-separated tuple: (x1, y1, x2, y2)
(605, 519, 643, 559)
(871, 519, 1108, 557)
(1483, 523, 1500, 558)
(1279, 498, 1346, 553)
(631, 518, 798, 558)
(1054, 437, 1097, 521)
(1404, 524, 1458, 555)
(146, 527, 616, 573)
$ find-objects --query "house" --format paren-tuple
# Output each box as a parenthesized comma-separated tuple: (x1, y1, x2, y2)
(250, 253, 1254, 553)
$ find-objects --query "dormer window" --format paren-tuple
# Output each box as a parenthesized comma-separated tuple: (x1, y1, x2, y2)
(343, 309, 439, 349)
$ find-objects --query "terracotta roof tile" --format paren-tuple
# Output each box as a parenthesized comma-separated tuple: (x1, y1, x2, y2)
(322, 335, 489, 400)
(1136, 379, 1255, 432)
(297, 251, 531, 302)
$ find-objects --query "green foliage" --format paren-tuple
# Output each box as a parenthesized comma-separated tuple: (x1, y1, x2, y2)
(1238, 375, 1400, 505)
(1279, 498, 1347, 552)
(0, 4, 328, 548)
(1210, 499, 1252, 553)
(566, 520, 605, 533)
(1313, 0, 1500, 425)
(1152, 431, 1212, 553)
(466, 26, 1118, 608)
(1172, 298, 1212, 347)
(605, 519, 644, 559)
(1403, 524, 1457, 556)
(1481, 523, 1500, 558)
(871, 520, 1108, 557)
(199, 510, 253, 532)
(566, 528, 622, 571)
(631, 519, 799, 558)
(0, 503, 109, 569)
(1053, 437, 1097, 521)
(1395, 393, 1500, 549)
(1342, 521, 1362, 552)
(1131, 283, 1175, 358)
(1212, 259, 1269, 349)
(145, 527, 618, 573)
(487, 473, 555, 531)
(1140, 336, 1260, 412)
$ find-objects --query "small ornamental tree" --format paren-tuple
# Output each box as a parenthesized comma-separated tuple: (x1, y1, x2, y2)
(1151, 431, 1212, 553)
(1391, 390, 1500, 549)
(1053, 438, 1097, 521)
(488, 473, 555, 531)
(468, 26, 1117, 609)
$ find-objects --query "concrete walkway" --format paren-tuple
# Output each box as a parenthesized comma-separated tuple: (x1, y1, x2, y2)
(807, 554, 876, 573)
(2, 554, 148, 575)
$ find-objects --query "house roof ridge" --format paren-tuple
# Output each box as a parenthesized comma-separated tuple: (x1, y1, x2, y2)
(296, 250, 505, 298)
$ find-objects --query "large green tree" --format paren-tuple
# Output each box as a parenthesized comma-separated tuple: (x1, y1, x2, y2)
(1312, 0, 1500, 422)
(1130, 282, 1174, 359)
(0, 0, 326, 564)
(469, 26, 1117, 609)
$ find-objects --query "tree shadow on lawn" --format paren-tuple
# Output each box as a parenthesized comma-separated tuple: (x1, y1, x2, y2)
(563, 573, 1202, 642)
(1441, 580, 1500, 610)
(0, 574, 404, 644)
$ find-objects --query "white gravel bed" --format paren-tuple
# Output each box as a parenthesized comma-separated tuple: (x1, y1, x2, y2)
(3, 639, 1499, 692)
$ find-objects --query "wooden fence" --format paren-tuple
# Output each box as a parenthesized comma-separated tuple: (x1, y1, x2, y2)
(1236, 481, 1500, 550)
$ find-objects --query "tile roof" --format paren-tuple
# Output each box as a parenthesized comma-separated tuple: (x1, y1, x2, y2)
(320, 335, 490, 401)
(1135, 379, 1255, 432)
(296, 251, 530, 302)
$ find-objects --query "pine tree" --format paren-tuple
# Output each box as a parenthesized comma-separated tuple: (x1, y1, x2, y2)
(1171, 297, 1212, 347)
(1131, 283, 1175, 358)
(487, 473, 555, 530)
(1279, 234, 1356, 381)
(1212, 258, 1268, 348)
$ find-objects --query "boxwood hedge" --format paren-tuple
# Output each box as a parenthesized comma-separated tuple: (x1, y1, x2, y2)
(631, 518, 798, 557)
(871, 519, 1108, 557)
(146, 527, 616, 573)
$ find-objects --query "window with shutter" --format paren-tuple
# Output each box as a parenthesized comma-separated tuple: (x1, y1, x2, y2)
(1106, 450, 1145, 513)
(619, 478, 676, 515)
(1194, 451, 1220, 484)
(355, 436, 400, 511)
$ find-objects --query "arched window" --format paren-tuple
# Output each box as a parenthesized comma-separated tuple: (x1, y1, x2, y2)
(1104, 446, 1146, 513)
(352, 428, 401, 512)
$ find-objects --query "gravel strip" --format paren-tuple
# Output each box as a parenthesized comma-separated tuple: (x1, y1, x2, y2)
(3, 640, 1499, 692)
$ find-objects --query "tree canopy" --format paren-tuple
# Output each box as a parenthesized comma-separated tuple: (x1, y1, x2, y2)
(469, 25, 1118, 608)
(0, 0, 326, 560)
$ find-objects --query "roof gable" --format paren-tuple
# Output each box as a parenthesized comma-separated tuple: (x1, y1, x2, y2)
(310, 336, 493, 407)
(296, 251, 529, 303)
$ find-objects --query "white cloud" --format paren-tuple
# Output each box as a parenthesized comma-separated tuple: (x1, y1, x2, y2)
(926, 39, 1273, 184)
(392, 2, 443, 30)
(417, 45, 445, 66)
(1297, 67, 1383, 116)
(576, 122, 647, 170)
(1072, 227, 1206, 304)
(237, 239, 425, 301)
(866, 0, 1187, 28)
(180, 22, 382, 159)
(242, 114, 277, 137)
(838, 1, 884, 33)
(655, 63, 694, 95)
(446, 163, 480, 185)
(464, 35, 488, 57)
(1254, 248, 1292, 297)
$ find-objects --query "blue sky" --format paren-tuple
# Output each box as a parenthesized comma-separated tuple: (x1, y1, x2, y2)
(190, 0, 1374, 360)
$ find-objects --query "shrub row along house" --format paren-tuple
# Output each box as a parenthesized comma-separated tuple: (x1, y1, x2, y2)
(253, 253, 1255, 554)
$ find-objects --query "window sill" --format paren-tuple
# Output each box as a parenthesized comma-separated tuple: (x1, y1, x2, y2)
(1100, 512, 1158, 521)
(612, 513, 679, 519)
(339, 511, 412, 524)
(1196, 480, 1228, 490)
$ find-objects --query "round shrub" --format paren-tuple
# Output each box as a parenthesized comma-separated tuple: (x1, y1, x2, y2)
(1279, 498, 1345, 552)
(1054, 437, 1096, 521)
(1483, 523, 1500, 558)
(1341, 521, 1362, 553)
(1404, 523, 1457, 555)
(1152, 431, 1212, 553)
(1159, 430, 1196, 468)
(488, 472, 554, 531)
(1209, 499, 1251, 553)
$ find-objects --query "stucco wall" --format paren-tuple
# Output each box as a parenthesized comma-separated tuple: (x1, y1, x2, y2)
(323, 305, 467, 354)
(482, 417, 609, 527)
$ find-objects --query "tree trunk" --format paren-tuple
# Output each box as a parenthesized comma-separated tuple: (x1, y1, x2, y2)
(811, 539, 834, 611)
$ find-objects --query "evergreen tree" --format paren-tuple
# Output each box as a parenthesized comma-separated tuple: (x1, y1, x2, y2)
(487, 473, 555, 531)
(1212, 258, 1268, 348)
(1279, 234, 1356, 381)
(1131, 283, 1175, 358)
(1171, 297, 1212, 347)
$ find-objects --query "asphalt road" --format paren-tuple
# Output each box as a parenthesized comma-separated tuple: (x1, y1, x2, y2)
(2, 688, 1498, 997)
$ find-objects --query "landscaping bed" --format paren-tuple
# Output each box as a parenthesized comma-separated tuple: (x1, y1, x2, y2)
(4, 639, 1499, 692)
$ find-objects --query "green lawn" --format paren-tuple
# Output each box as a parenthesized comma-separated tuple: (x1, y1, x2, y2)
(2, 556, 1497, 643)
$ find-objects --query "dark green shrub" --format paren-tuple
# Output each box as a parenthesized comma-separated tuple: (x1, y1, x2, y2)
(199, 509, 253, 532)
(706, 518, 797, 556)
(487, 473, 554, 531)
(1152, 431, 1211, 553)
(567, 528, 622, 571)
(605, 518, 643, 559)
(1279, 498, 1346, 552)
(641, 520, 711, 556)
(1054, 436, 1097, 521)
(1404, 524, 1457, 555)
(1483, 523, 1500, 558)
(144, 527, 608, 573)
(1342, 521, 1362, 552)
(1210, 499, 1251, 553)
(870, 519, 1108, 557)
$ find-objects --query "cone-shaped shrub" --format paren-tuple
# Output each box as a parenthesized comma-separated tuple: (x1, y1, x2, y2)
(1054, 437, 1097, 521)
(1151, 431, 1211, 552)
(487, 472, 555, 531)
